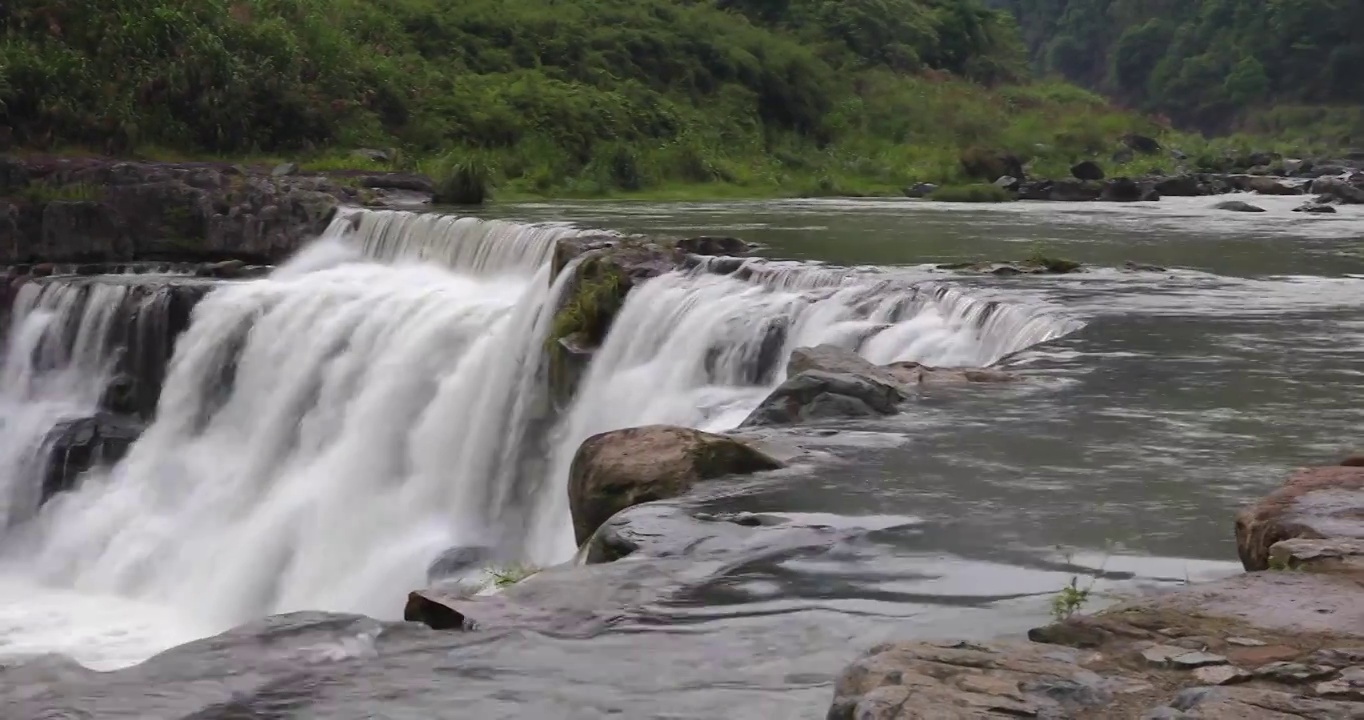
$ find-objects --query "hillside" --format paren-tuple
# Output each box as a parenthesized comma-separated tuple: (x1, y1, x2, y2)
(3, 0, 1176, 196)
(991, 0, 1364, 142)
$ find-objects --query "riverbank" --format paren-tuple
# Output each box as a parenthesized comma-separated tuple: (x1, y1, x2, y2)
(829, 461, 1364, 718)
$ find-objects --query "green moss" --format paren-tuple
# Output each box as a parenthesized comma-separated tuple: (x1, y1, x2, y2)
(486, 564, 539, 588)
(929, 184, 1013, 203)
(547, 257, 631, 349)
(17, 182, 103, 204)
(1023, 251, 1082, 274)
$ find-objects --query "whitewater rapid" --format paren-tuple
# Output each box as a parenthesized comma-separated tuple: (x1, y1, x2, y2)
(0, 208, 1078, 668)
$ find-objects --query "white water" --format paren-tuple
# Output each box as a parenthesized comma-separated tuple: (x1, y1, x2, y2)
(0, 209, 1077, 668)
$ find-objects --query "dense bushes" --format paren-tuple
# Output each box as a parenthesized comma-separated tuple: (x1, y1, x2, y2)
(993, 0, 1364, 140)
(2, 0, 1182, 195)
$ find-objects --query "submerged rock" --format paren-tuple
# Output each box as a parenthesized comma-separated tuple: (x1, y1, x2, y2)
(675, 236, 752, 256)
(1294, 202, 1338, 214)
(1215, 200, 1266, 213)
(740, 370, 905, 428)
(567, 425, 783, 544)
(1234, 465, 1364, 571)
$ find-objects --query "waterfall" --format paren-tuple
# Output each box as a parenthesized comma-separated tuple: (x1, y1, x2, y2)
(521, 268, 1082, 559)
(0, 208, 1081, 643)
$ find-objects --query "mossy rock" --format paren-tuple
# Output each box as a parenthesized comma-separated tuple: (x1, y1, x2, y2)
(929, 184, 1014, 203)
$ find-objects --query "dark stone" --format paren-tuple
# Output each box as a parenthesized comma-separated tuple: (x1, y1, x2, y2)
(1101, 177, 1155, 202)
(1071, 161, 1105, 181)
(1293, 203, 1338, 214)
(904, 182, 939, 198)
(1123, 134, 1162, 155)
(1214, 201, 1266, 213)
(1027, 621, 1113, 649)
(358, 174, 434, 194)
(675, 236, 750, 256)
(740, 370, 905, 428)
(41, 413, 143, 503)
(404, 589, 473, 631)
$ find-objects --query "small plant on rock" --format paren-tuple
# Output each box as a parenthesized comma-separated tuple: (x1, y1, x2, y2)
(487, 564, 539, 588)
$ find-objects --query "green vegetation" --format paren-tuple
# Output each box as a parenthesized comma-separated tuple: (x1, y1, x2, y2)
(929, 183, 1013, 202)
(1, 0, 1206, 197)
(17, 181, 102, 204)
(548, 257, 631, 348)
(993, 0, 1364, 142)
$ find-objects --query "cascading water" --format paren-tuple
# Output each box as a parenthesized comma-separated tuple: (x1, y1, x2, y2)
(0, 207, 1080, 667)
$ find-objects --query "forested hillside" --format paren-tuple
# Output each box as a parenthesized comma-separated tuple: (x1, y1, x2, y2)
(0, 0, 1176, 196)
(991, 0, 1364, 140)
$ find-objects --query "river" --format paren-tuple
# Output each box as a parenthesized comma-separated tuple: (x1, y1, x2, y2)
(0, 193, 1360, 718)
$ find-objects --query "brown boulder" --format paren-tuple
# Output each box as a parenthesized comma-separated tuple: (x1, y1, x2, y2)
(567, 426, 782, 544)
(1234, 466, 1364, 571)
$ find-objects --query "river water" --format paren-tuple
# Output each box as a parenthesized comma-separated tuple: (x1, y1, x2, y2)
(0, 194, 1361, 719)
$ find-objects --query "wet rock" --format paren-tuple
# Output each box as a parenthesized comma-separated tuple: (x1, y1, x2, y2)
(357, 174, 434, 194)
(903, 182, 938, 198)
(1019, 178, 1105, 201)
(1293, 202, 1338, 214)
(1125, 261, 1168, 272)
(1101, 177, 1160, 202)
(1247, 177, 1303, 196)
(194, 259, 248, 278)
(786, 345, 901, 386)
(1153, 175, 1207, 197)
(674, 236, 750, 256)
(41, 412, 143, 504)
(1071, 161, 1105, 181)
(993, 175, 1021, 192)
(1214, 200, 1266, 213)
(885, 362, 1018, 386)
(740, 370, 905, 428)
(567, 425, 782, 544)
(1310, 176, 1364, 204)
(1027, 619, 1114, 648)
(1234, 465, 1364, 571)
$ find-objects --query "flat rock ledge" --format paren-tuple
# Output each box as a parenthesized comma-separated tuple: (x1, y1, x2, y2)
(830, 465, 1364, 719)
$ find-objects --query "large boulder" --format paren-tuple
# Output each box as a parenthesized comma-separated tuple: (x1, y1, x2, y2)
(567, 425, 782, 544)
(1310, 177, 1364, 204)
(740, 370, 904, 428)
(1246, 177, 1303, 196)
(1235, 466, 1364, 571)
(786, 344, 901, 385)
(1071, 161, 1105, 181)
(1215, 200, 1267, 213)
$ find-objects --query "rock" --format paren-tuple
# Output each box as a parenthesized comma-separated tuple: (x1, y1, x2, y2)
(357, 174, 434, 194)
(41, 413, 143, 505)
(786, 345, 899, 385)
(1269, 537, 1364, 572)
(1027, 620, 1113, 648)
(1293, 203, 1338, 214)
(993, 175, 1021, 192)
(1102, 177, 1159, 202)
(1234, 466, 1364, 571)
(1341, 455, 1364, 467)
(1214, 200, 1266, 213)
(1172, 651, 1229, 668)
(886, 362, 1018, 385)
(1153, 175, 1207, 196)
(1226, 637, 1266, 647)
(903, 182, 938, 198)
(566, 425, 782, 544)
(1252, 661, 1336, 683)
(675, 236, 750, 256)
(1315, 667, 1364, 701)
(271, 163, 299, 177)
(1247, 177, 1303, 196)
(739, 370, 905, 428)
(1124, 134, 1162, 155)
(1124, 261, 1168, 272)
(1309, 177, 1364, 204)
(827, 641, 1120, 720)
(1194, 665, 1250, 685)
(1071, 161, 1105, 181)
(1048, 178, 1104, 201)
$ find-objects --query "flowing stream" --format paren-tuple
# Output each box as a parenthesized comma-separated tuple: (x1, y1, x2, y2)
(0, 195, 1361, 718)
